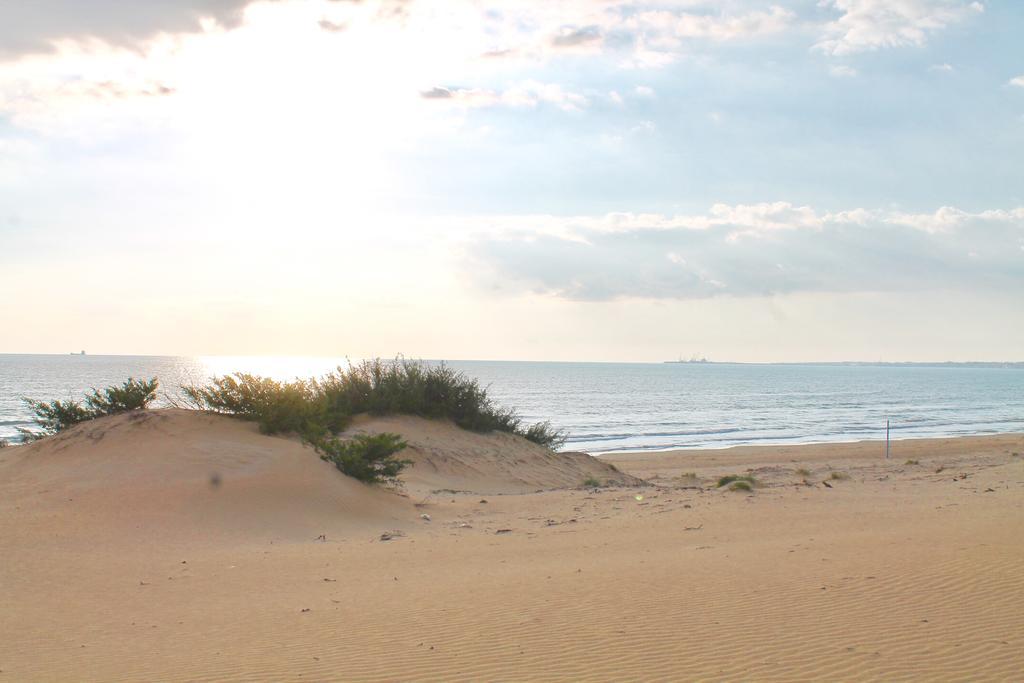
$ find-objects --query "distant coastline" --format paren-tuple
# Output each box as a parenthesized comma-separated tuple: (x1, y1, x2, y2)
(663, 360, 1024, 369)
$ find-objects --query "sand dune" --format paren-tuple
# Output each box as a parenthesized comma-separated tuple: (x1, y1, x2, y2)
(0, 409, 415, 544)
(343, 414, 641, 494)
(1, 415, 1022, 681)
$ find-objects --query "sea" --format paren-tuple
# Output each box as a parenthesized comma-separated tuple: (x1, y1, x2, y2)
(2, 354, 1023, 453)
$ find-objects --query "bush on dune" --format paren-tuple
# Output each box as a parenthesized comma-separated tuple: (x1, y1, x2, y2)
(187, 358, 568, 449)
(182, 374, 328, 437)
(21, 377, 158, 440)
(313, 433, 411, 485)
(21, 399, 95, 440)
(317, 360, 523, 433)
(521, 421, 567, 450)
(20, 360, 569, 487)
(181, 359, 571, 486)
(85, 377, 158, 414)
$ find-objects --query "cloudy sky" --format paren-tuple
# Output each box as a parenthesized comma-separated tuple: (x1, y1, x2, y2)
(1, 0, 1022, 361)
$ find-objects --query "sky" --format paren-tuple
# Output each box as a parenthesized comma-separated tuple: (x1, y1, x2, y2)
(0, 0, 1022, 362)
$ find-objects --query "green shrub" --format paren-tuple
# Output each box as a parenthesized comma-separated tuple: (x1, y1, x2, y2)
(21, 398, 96, 439)
(717, 474, 757, 488)
(21, 377, 159, 440)
(182, 373, 328, 437)
(522, 421, 568, 450)
(188, 358, 567, 450)
(728, 480, 753, 492)
(317, 359, 528, 434)
(582, 476, 602, 488)
(313, 433, 411, 485)
(85, 377, 158, 414)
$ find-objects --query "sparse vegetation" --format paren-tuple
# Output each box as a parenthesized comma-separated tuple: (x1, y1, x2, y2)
(582, 476, 603, 488)
(829, 471, 850, 481)
(18, 361, 567, 488)
(21, 377, 158, 440)
(20, 399, 94, 440)
(717, 474, 757, 488)
(184, 358, 568, 449)
(521, 421, 568, 450)
(728, 480, 753, 492)
(795, 468, 811, 477)
(905, 459, 919, 465)
(312, 433, 411, 485)
(182, 374, 327, 437)
(85, 377, 158, 414)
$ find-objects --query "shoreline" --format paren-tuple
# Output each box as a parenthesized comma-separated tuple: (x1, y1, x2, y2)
(597, 430, 1024, 458)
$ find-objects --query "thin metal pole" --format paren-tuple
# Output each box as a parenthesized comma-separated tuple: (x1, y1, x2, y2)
(886, 419, 890, 459)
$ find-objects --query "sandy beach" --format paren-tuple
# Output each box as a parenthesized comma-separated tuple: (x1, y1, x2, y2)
(1, 410, 1022, 682)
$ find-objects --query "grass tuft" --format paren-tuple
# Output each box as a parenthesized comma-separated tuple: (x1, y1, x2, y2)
(904, 459, 919, 465)
(717, 474, 757, 488)
(728, 480, 753, 492)
(795, 467, 811, 477)
(829, 471, 850, 481)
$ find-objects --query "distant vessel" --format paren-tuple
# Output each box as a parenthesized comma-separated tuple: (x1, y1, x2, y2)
(665, 354, 710, 364)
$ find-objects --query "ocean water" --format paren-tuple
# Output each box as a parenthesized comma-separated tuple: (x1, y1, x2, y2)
(2, 354, 1022, 453)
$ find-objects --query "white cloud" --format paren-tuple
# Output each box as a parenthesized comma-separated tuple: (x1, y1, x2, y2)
(684, 5, 794, 40)
(829, 65, 858, 77)
(634, 85, 656, 97)
(1009, 75, 1024, 88)
(929, 62, 954, 72)
(0, 0, 251, 59)
(422, 80, 590, 112)
(815, 0, 984, 56)
(468, 203, 1024, 300)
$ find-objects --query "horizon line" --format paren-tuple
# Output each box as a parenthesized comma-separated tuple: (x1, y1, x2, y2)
(2, 352, 1023, 367)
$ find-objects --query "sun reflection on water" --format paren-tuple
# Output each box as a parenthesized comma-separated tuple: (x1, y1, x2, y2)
(196, 356, 355, 381)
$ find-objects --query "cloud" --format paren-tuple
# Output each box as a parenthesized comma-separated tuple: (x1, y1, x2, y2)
(420, 86, 454, 99)
(669, 5, 795, 40)
(420, 80, 589, 112)
(929, 62, 954, 72)
(1009, 75, 1024, 88)
(318, 19, 347, 33)
(551, 25, 602, 48)
(467, 203, 1024, 300)
(829, 65, 858, 77)
(815, 0, 984, 56)
(0, 0, 254, 60)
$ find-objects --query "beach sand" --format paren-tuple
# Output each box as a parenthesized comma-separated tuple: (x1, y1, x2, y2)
(1, 410, 1022, 681)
